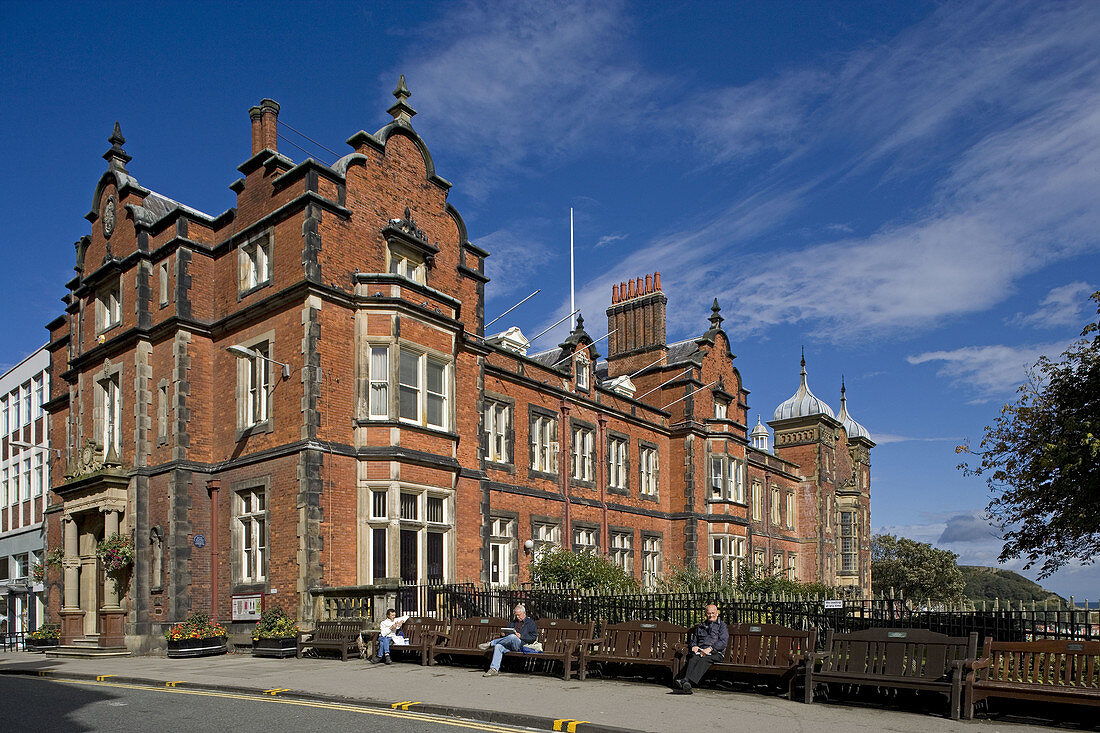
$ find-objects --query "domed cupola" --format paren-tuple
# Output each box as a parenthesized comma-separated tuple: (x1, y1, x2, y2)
(750, 415, 771, 452)
(837, 377, 871, 441)
(773, 349, 835, 421)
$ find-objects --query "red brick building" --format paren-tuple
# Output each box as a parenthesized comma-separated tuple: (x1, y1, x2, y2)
(44, 79, 872, 652)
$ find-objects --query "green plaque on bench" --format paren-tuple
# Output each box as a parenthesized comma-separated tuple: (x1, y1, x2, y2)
(887, 631, 908, 638)
(1067, 643, 1084, 651)
(749, 626, 762, 632)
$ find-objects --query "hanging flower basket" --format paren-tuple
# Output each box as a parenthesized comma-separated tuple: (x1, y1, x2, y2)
(165, 612, 228, 658)
(97, 533, 135, 575)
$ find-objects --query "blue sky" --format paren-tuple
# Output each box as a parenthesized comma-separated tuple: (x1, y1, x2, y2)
(2, 1, 1097, 599)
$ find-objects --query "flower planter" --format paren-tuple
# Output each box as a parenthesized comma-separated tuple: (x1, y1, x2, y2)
(252, 637, 297, 658)
(167, 637, 228, 658)
(26, 638, 60, 652)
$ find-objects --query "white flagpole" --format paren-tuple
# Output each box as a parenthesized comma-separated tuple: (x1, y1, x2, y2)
(569, 208, 576, 330)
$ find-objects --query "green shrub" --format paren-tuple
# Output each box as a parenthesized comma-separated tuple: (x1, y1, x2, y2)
(529, 547, 639, 591)
(252, 606, 300, 640)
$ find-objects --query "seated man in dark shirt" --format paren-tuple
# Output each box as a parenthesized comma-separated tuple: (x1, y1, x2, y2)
(673, 603, 728, 694)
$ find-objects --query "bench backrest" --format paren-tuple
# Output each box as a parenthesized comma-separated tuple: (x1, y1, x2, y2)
(314, 621, 363, 641)
(401, 617, 448, 646)
(821, 628, 977, 680)
(980, 639, 1100, 689)
(446, 617, 510, 649)
(536, 618, 596, 654)
(600, 619, 689, 661)
(725, 623, 817, 668)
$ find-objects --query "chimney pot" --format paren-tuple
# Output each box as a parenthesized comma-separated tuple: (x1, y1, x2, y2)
(249, 106, 263, 155)
(612, 284, 620, 303)
(645, 274, 653, 294)
(260, 98, 280, 152)
(628, 280, 636, 298)
(655, 272, 662, 291)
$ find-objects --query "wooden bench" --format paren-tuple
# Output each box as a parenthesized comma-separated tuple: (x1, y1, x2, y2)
(502, 618, 596, 680)
(296, 620, 366, 661)
(430, 616, 509, 666)
(807, 628, 977, 719)
(963, 639, 1100, 720)
(386, 617, 449, 666)
(709, 623, 817, 700)
(577, 619, 689, 682)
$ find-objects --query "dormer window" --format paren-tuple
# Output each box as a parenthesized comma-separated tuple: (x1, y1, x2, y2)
(714, 399, 729, 420)
(575, 353, 589, 391)
(388, 244, 425, 284)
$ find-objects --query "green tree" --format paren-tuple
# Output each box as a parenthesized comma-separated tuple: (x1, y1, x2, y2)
(871, 533, 965, 603)
(529, 546, 638, 590)
(957, 291, 1100, 577)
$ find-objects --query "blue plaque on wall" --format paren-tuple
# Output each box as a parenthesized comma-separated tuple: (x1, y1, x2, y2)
(193, 534, 206, 548)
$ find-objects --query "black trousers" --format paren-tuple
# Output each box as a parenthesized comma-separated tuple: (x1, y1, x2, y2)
(682, 651, 725, 685)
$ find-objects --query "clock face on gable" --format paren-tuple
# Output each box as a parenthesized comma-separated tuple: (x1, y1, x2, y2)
(102, 195, 116, 238)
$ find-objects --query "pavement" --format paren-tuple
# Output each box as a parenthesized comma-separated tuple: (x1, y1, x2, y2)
(0, 648, 1059, 733)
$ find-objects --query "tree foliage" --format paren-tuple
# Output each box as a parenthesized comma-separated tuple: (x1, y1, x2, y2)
(529, 546, 639, 590)
(654, 562, 836, 597)
(957, 291, 1100, 577)
(871, 533, 965, 603)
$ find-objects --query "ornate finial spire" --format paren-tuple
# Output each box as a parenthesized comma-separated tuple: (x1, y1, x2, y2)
(575, 313, 585, 332)
(709, 298, 723, 329)
(103, 121, 132, 171)
(387, 74, 417, 125)
(841, 374, 846, 399)
(800, 347, 807, 385)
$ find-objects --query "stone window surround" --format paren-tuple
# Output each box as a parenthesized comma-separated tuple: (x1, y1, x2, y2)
(238, 229, 273, 298)
(529, 514, 562, 550)
(230, 476, 270, 594)
(92, 360, 123, 459)
(571, 520, 600, 553)
(568, 417, 596, 489)
(527, 406, 559, 481)
(608, 524, 635, 571)
(396, 341, 453, 432)
(606, 430, 631, 496)
(640, 530, 664, 587)
(233, 329, 277, 441)
(637, 439, 659, 502)
(707, 448, 747, 505)
(487, 509, 519, 585)
(364, 482, 455, 583)
(483, 392, 516, 470)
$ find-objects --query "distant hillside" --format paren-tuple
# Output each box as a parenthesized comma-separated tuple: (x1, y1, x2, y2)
(960, 566, 1066, 606)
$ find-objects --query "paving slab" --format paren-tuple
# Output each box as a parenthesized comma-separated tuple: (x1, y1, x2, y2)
(0, 649, 1056, 733)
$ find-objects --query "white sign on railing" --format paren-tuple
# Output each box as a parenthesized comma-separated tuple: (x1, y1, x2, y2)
(824, 599, 844, 610)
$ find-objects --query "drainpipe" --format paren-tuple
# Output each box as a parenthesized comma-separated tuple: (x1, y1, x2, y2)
(597, 413, 609, 555)
(206, 479, 221, 622)
(559, 399, 571, 550)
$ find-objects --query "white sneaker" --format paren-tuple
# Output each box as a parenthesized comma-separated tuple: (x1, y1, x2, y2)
(478, 642, 492, 651)
(483, 668, 499, 677)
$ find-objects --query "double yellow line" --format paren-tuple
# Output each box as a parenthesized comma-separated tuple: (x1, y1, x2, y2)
(30, 676, 524, 732)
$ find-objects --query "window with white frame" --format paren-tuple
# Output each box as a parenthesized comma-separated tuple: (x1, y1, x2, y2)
(642, 535, 662, 588)
(32, 454, 42, 497)
(21, 383, 31, 426)
(426, 495, 445, 524)
(21, 458, 30, 500)
(32, 377, 43, 420)
(785, 491, 795, 529)
(237, 487, 266, 582)
(575, 353, 589, 391)
(489, 517, 515, 585)
(97, 279, 121, 332)
(240, 234, 271, 291)
(368, 346, 389, 419)
(639, 445, 658, 497)
(610, 530, 632, 572)
(714, 399, 728, 420)
(14, 553, 29, 579)
(840, 511, 858, 572)
(573, 526, 598, 553)
(751, 481, 763, 521)
(159, 260, 170, 305)
(710, 534, 745, 581)
(10, 391, 19, 431)
(771, 485, 781, 525)
(608, 437, 627, 490)
(532, 521, 560, 551)
(371, 490, 387, 520)
(572, 426, 594, 481)
(787, 554, 798, 581)
(484, 400, 510, 463)
(157, 383, 169, 439)
(709, 455, 744, 502)
(398, 348, 449, 429)
(530, 414, 558, 473)
(388, 245, 426, 284)
(2, 394, 8, 434)
(753, 548, 766, 570)
(772, 552, 784, 576)
(100, 373, 121, 456)
(238, 342, 271, 428)
(2, 467, 8, 506)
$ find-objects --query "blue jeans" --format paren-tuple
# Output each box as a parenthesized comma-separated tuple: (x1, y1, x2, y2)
(379, 634, 401, 656)
(489, 634, 523, 670)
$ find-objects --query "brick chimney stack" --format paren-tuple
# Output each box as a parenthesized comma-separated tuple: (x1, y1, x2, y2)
(250, 99, 281, 155)
(606, 271, 667, 377)
(249, 105, 263, 155)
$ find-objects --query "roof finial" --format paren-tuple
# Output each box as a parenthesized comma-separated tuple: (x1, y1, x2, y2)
(103, 121, 132, 171)
(709, 298, 723, 329)
(800, 346, 807, 385)
(575, 313, 585, 332)
(387, 74, 417, 125)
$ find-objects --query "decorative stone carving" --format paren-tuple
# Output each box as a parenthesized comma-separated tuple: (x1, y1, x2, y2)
(102, 195, 116, 238)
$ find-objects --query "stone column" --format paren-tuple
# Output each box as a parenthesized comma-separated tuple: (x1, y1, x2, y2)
(59, 515, 86, 645)
(99, 508, 127, 648)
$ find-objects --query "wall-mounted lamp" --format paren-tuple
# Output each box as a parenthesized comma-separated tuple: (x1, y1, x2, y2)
(225, 344, 291, 380)
(523, 539, 535, 555)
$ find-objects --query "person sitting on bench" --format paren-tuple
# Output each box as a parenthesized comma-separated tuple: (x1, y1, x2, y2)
(376, 608, 409, 664)
(480, 604, 538, 677)
(673, 604, 728, 694)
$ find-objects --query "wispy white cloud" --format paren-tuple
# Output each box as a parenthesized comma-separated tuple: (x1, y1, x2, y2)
(594, 233, 627, 249)
(871, 433, 958, 445)
(1009, 282, 1094, 329)
(906, 341, 1068, 402)
(477, 225, 557, 303)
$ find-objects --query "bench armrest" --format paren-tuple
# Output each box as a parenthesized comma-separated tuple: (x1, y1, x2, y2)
(296, 629, 314, 641)
(960, 657, 989, 672)
(576, 637, 605, 649)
